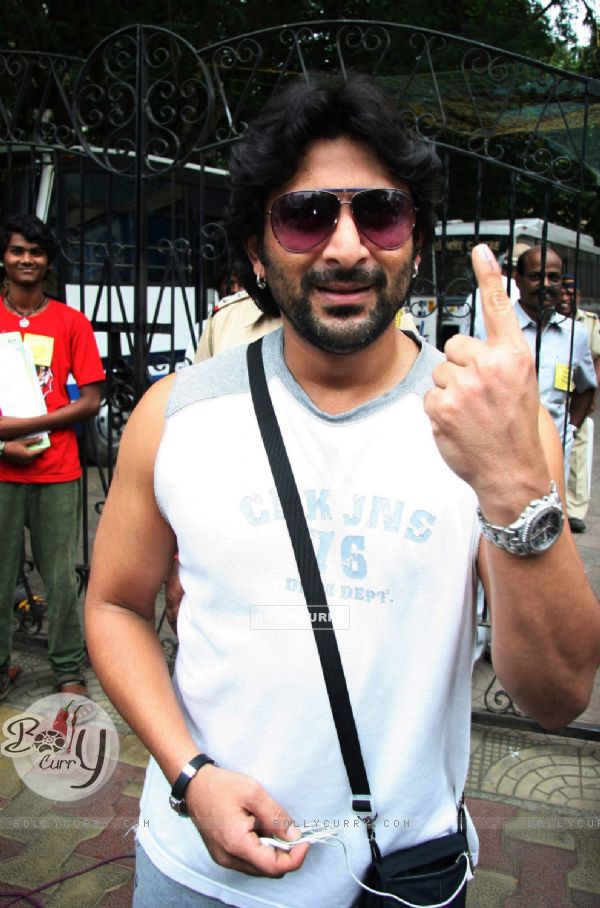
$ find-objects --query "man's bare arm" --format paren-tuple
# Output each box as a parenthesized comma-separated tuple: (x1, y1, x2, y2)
(477, 406, 599, 729)
(84, 376, 307, 877)
(85, 376, 189, 765)
(425, 245, 600, 731)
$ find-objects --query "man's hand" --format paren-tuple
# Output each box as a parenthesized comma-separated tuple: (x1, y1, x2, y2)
(164, 559, 183, 633)
(569, 387, 595, 431)
(3, 438, 44, 466)
(186, 764, 309, 877)
(424, 244, 549, 518)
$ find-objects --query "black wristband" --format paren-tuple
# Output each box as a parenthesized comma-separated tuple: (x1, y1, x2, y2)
(169, 753, 216, 815)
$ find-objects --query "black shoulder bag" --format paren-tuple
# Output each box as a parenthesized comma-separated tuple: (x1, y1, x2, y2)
(247, 338, 472, 907)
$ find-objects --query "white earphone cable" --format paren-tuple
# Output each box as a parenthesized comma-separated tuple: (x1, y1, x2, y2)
(313, 836, 470, 908)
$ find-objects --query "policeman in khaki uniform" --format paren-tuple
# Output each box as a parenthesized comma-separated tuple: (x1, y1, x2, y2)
(194, 291, 277, 362)
(560, 276, 600, 532)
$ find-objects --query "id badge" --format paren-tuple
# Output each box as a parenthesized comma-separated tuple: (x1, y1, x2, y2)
(24, 333, 54, 367)
(554, 362, 574, 393)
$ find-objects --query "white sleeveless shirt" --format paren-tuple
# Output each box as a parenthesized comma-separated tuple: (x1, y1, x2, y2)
(138, 329, 480, 908)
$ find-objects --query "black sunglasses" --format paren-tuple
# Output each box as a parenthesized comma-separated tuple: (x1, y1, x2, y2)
(267, 188, 417, 253)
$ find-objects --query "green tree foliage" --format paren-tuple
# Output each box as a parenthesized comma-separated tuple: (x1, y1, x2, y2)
(0, 0, 584, 61)
(0, 1, 596, 239)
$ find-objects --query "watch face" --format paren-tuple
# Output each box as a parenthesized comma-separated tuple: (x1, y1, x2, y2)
(526, 507, 563, 552)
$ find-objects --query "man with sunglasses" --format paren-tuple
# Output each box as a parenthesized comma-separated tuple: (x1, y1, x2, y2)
(85, 76, 600, 908)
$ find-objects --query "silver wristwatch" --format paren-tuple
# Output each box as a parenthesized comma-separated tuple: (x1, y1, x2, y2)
(478, 481, 563, 557)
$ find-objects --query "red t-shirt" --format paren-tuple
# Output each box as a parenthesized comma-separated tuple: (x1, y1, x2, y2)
(0, 298, 105, 483)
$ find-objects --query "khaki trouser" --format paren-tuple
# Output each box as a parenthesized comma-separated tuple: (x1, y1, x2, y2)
(567, 419, 591, 519)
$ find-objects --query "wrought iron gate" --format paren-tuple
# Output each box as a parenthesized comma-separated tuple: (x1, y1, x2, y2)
(1, 21, 598, 734)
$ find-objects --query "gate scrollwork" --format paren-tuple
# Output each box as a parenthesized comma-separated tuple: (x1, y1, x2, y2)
(73, 25, 215, 176)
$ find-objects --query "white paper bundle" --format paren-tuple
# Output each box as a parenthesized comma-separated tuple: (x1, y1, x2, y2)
(0, 332, 50, 450)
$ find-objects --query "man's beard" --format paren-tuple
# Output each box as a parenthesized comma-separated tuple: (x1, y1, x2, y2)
(262, 260, 413, 354)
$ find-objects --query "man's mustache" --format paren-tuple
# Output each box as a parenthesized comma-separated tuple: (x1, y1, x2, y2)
(301, 267, 387, 291)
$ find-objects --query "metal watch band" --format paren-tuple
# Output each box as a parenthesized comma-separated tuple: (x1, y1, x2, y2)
(477, 481, 562, 557)
(169, 753, 216, 815)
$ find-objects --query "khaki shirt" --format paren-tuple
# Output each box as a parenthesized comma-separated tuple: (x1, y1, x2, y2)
(575, 308, 600, 385)
(195, 291, 418, 362)
(195, 293, 278, 362)
(575, 308, 600, 360)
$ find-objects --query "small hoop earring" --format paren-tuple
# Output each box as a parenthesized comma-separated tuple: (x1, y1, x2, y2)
(412, 261, 419, 279)
(256, 274, 267, 290)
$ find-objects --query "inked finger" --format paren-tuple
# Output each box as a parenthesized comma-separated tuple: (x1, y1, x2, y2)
(472, 244, 522, 345)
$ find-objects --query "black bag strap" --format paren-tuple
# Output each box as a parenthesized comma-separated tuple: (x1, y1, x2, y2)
(247, 338, 375, 822)
(247, 337, 467, 860)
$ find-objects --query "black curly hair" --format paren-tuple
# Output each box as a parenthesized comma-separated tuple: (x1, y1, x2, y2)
(224, 74, 443, 317)
(0, 214, 58, 266)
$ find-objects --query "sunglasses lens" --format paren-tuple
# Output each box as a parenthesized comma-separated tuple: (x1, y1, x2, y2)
(270, 189, 416, 252)
(270, 191, 339, 252)
(353, 189, 415, 249)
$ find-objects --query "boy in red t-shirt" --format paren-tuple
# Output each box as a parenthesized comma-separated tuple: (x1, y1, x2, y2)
(0, 214, 105, 700)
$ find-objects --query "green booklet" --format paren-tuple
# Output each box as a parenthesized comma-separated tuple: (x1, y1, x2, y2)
(0, 332, 51, 452)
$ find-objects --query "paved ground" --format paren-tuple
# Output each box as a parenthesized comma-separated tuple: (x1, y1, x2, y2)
(1, 423, 599, 907)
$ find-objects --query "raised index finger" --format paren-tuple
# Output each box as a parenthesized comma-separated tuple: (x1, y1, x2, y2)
(472, 243, 523, 345)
